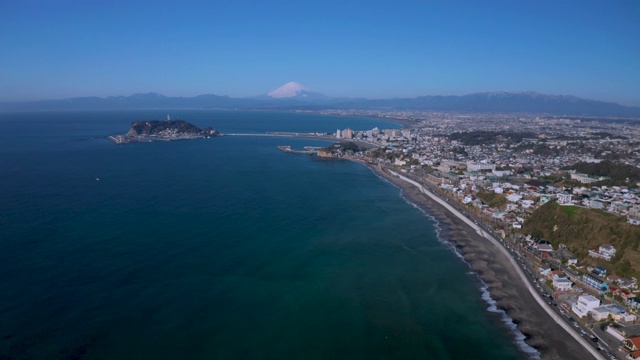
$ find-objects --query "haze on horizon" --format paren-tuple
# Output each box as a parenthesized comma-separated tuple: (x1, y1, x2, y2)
(1, 1, 639, 106)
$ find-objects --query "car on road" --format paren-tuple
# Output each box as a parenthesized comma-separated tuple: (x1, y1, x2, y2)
(591, 336, 598, 343)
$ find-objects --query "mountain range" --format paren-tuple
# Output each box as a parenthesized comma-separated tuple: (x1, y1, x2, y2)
(2, 83, 639, 117)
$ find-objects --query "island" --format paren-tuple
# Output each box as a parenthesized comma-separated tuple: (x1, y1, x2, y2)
(108, 118, 220, 144)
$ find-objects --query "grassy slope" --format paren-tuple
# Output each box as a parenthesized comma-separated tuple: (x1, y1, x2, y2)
(521, 201, 640, 278)
(476, 190, 508, 209)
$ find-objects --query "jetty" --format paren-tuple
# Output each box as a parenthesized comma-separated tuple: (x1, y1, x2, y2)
(276, 145, 321, 154)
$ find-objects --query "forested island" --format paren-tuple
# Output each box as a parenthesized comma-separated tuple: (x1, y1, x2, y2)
(108, 119, 219, 144)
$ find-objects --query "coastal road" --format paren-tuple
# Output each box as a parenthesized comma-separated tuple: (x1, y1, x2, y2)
(388, 170, 606, 360)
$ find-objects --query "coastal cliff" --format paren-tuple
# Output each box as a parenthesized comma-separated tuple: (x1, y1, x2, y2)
(109, 119, 219, 144)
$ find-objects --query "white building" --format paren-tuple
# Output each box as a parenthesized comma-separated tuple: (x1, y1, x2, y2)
(557, 193, 574, 205)
(589, 306, 611, 321)
(466, 162, 496, 172)
(589, 244, 617, 261)
(507, 193, 522, 202)
(492, 169, 512, 177)
(520, 199, 534, 208)
(599, 244, 616, 260)
(570, 173, 599, 184)
(539, 265, 551, 277)
(571, 294, 600, 318)
(552, 274, 573, 291)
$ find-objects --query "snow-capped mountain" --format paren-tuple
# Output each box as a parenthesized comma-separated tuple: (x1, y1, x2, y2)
(266, 82, 326, 99)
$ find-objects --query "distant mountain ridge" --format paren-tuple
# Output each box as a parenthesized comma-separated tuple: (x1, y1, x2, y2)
(2, 86, 639, 117)
(335, 91, 640, 117)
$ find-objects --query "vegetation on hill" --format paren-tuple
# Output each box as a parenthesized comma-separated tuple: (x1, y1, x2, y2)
(521, 201, 640, 277)
(447, 131, 537, 145)
(476, 190, 507, 208)
(564, 160, 640, 186)
(321, 141, 364, 153)
(128, 120, 202, 135)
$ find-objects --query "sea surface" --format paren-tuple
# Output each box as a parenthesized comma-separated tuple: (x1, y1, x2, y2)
(0, 110, 526, 359)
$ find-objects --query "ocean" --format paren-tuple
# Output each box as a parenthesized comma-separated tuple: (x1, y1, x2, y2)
(0, 110, 527, 359)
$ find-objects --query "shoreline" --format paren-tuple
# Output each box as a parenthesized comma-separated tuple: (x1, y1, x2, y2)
(350, 159, 601, 360)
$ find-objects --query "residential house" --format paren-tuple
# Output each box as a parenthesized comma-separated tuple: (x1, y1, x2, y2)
(623, 336, 640, 359)
(628, 217, 640, 226)
(589, 304, 628, 321)
(588, 244, 616, 261)
(539, 265, 551, 277)
(592, 266, 607, 277)
(625, 297, 640, 310)
(619, 277, 638, 290)
(552, 274, 573, 292)
(599, 244, 617, 260)
(582, 273, 609, 293)
(520, 199, 535, 208)
(590, 199, 605, 209)
(507, 193, 523, 202)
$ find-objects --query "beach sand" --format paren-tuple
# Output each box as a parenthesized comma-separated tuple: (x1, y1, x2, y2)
(363, 163, 596, 360)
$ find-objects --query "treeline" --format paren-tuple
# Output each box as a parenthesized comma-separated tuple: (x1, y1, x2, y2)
(565, 160, 640, 184)
(129, 120, 202, 135)
(447, 131, 537, 145)
(322, 141, 364, 153)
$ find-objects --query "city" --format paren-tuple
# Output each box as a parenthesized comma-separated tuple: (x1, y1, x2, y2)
(319, 111, 640, 360)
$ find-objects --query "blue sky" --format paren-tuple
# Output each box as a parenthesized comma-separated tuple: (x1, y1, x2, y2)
(1, 0, 639, 105)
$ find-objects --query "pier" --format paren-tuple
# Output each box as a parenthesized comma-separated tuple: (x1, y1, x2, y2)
(225, 132, 335, 140)
(276, 145, 319, 154)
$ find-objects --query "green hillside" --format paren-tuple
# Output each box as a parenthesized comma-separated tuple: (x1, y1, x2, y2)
(521, 201, 640, 277)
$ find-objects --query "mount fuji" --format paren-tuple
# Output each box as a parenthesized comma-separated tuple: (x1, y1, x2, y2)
(265, 82, 327, 100)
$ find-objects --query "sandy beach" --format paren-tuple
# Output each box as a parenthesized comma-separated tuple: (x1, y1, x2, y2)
(357, 162, 598, 360)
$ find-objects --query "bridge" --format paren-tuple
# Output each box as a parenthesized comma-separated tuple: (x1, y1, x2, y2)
(224, 132, 381, 149)
(224, 132, 333, 139)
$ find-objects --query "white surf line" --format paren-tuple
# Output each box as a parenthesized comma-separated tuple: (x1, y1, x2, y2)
(388, 170, 605, 360)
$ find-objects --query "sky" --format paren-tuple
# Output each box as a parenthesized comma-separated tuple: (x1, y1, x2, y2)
(1, 0, 639, 106)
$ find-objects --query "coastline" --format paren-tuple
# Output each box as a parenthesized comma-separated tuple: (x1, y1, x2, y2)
(352, 159, 600, 360)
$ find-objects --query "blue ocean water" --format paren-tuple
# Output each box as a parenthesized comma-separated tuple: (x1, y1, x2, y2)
(0, 111, 525, 359)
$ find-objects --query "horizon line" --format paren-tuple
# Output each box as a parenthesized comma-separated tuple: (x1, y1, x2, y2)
(3, 90, 639, 108)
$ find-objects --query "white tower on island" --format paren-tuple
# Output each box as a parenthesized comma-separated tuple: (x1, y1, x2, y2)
(167, 114, 171, 121)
